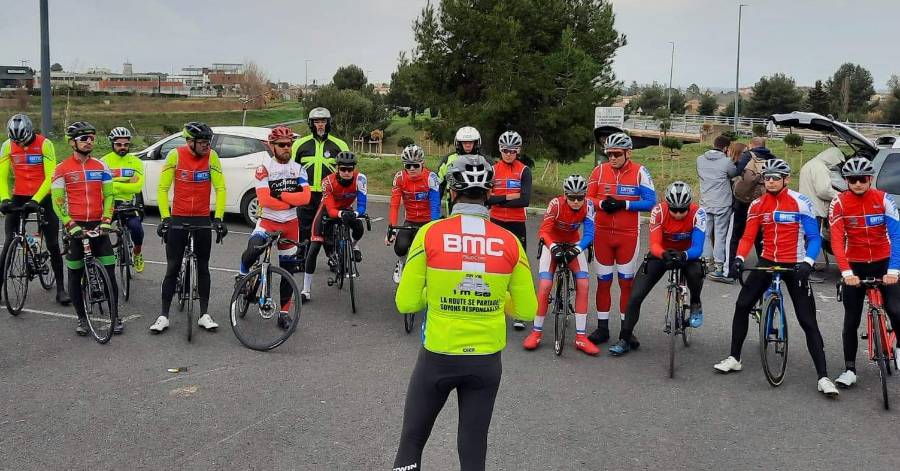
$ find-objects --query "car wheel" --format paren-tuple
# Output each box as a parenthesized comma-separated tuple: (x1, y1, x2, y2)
(240, 191, 260, 227)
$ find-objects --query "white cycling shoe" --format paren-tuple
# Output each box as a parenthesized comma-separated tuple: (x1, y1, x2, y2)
(817, 377, 839, 397)
(149, 315, 169, 333)
(198, 314, 218, 331)
(714, 356, 743, 373)
(835, 370, 857, 388)
(392, 260, 403, 284)
(300, 290, 311, 302)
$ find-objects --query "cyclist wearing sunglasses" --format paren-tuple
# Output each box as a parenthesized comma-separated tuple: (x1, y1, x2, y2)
(101, 127, 145, 275)
(586, 132, 655, 346)
(51, 121, 118, 336)
(828, 157, 900, 388)
(715, 158, 838, 396)
(609, 182, 707, 356)
(293, 107, 349, 246)
(302, 151, 367, 302)
(523, 175, 599, 355)
(386, 144, 440, 283)
(151, 121, 227, 334)
(0, 113, 70, 305)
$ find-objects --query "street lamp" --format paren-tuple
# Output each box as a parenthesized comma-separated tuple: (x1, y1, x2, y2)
(734, 4, 748, 133)
(304, 59, 312, 92)
(667, 41, 675, 113)
(39, 0, 51, 136)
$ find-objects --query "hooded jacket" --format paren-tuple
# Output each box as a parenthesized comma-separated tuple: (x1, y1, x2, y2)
(696, 148, 738, 209)
(799, 147, 845, 218)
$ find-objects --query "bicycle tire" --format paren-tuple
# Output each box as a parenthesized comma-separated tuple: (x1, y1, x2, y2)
(760, 295, 788, 387)
(83, 259, 116, 344)
(348, 246, 357, 314)
(177, 257, 189, 313)
(553, 272, 569, 356)
(230, 265, 301, 351)
(335, 241, 345, 291)
(37, 237, 55, 290)
(118, 230, 132, 301)
(403, 312, 416, 333)
(3, 237, 28, 316)
(871, 311, 890, 409)
(186, 256, 195, 343)
(666, 285, 678, 379)
(681, 302, 692, 347)
(233, 273, 256, 319)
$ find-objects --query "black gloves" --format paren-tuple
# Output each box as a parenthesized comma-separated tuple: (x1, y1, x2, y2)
(213, 218, 228, 242)
(796, 262, 812, 283)
(601, 196, 626, 213)
(157, 218, 170, 238)
(22, 199, 41, 214)
(340, 210, 357, 224)
(731, 258, 744, 276)
(0, 199, 12, 215)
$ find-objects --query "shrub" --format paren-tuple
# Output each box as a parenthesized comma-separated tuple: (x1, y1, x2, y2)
(752, 123, 768, 137)
(783, 133, 804, 148)
(397, 136, 415, 150)
(661, 137, 683, 150)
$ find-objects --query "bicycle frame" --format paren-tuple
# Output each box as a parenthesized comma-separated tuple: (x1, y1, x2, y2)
(864, 282, 896, 364)
(761, 273, 786, 342)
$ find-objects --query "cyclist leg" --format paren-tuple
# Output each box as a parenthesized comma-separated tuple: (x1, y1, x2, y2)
(618, 257, 666, 342)
(301, 210, 330, 298)
(125, 212, 144, 252)
(393, 349, 455, 471)
(298, 192, 321, 244)
(240, 220, 271, 275)
(0, 204, 22, 292)
(568, 251, 591, 337)
(275, 220, 302, 308)
(684, 260, 704, 305)
(841, 261, 873, 370)
(39, 197, 69, 302)
(525, 242, 556, 346)
(63, 228, 90, 334)
(160, 225, 189, 318)
(393, 222, 422, 258)
(728, 267, 772, 361)
(782, 270, 828, 379)
(192, 227, 213, 315)
(614, 232, 641, 322)
(592, 237, 616, 321)
(455, 353, 503, 471)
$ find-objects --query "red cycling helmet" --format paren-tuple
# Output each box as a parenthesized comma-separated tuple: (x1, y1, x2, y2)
(268, 126, 296, 143)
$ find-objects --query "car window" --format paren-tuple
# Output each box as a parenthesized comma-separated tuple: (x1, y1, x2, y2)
(876, 153, 900, 195)
(214, 135, 267, 159)
(156, 136, 186, 160)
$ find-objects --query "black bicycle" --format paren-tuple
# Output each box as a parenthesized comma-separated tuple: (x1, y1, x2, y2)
(326, 215, 371, 314)
(389, 224, 421, 333)
(170, 223, 221, 343)
(73, 228, 119, 344)
(740, 266, 793, 387)
(661, 259, 692, 379)
(2, 207, 56, 316)
(549, 244, 576, 356)
(111, 201, 142, 302)
(230, 231, 302, 351)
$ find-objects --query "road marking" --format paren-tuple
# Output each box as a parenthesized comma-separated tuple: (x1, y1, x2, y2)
(143, 259, 240, 274)
(181, 407, 290, 464)
(21, 308, 141, 323)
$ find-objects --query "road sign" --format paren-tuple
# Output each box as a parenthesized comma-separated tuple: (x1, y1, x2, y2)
(595, 107, 625, 129)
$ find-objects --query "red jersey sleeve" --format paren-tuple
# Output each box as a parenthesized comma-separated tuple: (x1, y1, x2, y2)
(586, 166, 601, 206)
(827, 195, 851, 274)
(389, 171, 403, 226)
(737, 198, 763, 260)
(322, 177, 341, 218)
(538, 198, 560, 246)
(648, 204, 666, 258)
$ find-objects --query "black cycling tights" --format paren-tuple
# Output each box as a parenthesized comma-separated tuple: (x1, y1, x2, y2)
(393, 349, 502, 471)
(729, 258, 828, 378)
(161, 224, 212, 316)
(620, 257, 703, 340)
(840, 260, 900, 366)
(393, 221, 426, 258)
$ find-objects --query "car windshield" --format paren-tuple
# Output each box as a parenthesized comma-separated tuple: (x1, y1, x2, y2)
(876, 152, 900, 195)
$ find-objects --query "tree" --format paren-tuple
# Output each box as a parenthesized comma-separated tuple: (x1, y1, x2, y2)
(625, 80, 641, 96)
(302, 85, 389, 139)
(628, 83, 666, 115)
(883, 75, 900, 125)
(745, 73, 804, 118)
(805, 79, 830, 115)
(240, 62, 270, 109)
(406, 0, 626, 162)
(825, 63, 875, 119)
(667, 88, 687, 114)
(784, 133, 804, 149)
(387, 52, 423, 120)
(50, 63, 63, 72)
(720, 96, 745, 118)
(332, 64, 368, 91)
(686, 83, 701, 96)
(698, 93, 718, 115)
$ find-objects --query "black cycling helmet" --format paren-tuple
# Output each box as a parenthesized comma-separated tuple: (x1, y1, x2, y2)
(65, 121, 97, 139)
(335, 151, 358, 166)
(182, 121, 213, 140)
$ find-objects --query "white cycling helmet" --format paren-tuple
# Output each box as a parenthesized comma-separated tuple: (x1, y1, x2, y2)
(841, 157, 875, 177)
(400, 144, 425, 165)
(498, 130, 522, 150)
(604, 132, 633, 150)
(446, 154, 494, 192)
(665, 181, 693, 209)
(108, 126, 132, 142)
(7, 113, 34, 143)
(762, 158, 791, 177)
(454, 126, 482, 154)
(563, 175, 587, 195)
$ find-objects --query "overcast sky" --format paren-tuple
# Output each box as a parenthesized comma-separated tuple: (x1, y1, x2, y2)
(1, 0, 896, 90)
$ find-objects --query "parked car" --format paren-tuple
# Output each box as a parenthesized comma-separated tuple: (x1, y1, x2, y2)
(135, 126, 276, 225)
(874, 135, 900, 149)
(769, 112, 899, 201)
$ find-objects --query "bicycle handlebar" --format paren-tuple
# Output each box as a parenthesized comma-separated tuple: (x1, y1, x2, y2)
(737, 265, 795, 287)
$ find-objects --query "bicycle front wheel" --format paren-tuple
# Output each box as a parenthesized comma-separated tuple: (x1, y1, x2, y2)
(759, 295, 788, 387)
(348, 249, 357, 314)
(83, 259, 116, 344)
(37, 239, 55, 290)
(872, 311, 890, 410)
(553, 274, 569, 356)
(118, 231, 132, 301)
(665, 286, 678, 379)
(186, 256, 196, 343)
(230, 265, 301, 351)
(403, 312, 416, 333)
(3, 238, 29, 316)
(681, 302, 692, 347)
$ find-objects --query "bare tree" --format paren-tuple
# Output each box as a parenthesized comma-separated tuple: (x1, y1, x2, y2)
(240, 61, 270, 109)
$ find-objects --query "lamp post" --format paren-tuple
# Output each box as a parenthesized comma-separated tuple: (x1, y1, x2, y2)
(39, 0, 51, 135)
(304, 59, 312, 93)
(734, 4, 748, 133)
(667, 41, 675, 113)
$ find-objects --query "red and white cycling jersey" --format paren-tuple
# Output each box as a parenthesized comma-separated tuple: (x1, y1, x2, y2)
(389, 169, 440, 225)
(587, 160, 655, 235)
(648, 203, 706, 259)
(739, 189, 821, 265)
(254, 158, 309, 223)
(538, 196, 595, 249)
(829, 188, 900, 276)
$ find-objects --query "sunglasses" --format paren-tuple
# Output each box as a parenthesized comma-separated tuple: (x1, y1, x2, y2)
(404, 163, 422, 170)
(338, 166, 355, 172)
(846, 176, 870, 184)
(606, 151, 626, 158)
(500, 148, 520, 154)
(113, 142, 131, 148)
(669, 207, 688, 214)
(74, 135, 95, 143)
(763, 175, 785, 182)
(272, 142, 292, 149)
(566, 195, 585, 202)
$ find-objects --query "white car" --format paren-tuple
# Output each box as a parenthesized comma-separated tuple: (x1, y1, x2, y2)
(135, 126, 275, 225)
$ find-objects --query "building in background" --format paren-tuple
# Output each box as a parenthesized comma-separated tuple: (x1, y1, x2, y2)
(0, 66, 35, 90)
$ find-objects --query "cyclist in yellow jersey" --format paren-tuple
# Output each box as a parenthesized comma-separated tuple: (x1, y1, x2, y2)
(0, 113, 70, 305)
(101, 127, 145, 274)
(393, 154, 537, 471)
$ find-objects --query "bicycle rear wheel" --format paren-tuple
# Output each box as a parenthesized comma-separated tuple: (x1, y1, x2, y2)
(348, 246, 357, 314)
(176, 258, 189, 313)
(37, 238, 55, 290)
(231, 265, 301, 351)
(665, 286, 678, 379)
(83, 259, 116, 344)
(403, 312, 416, 333)
(186, 256, 195, 342)
(553, 273, 569, 356)
(760, 295, 789, 387)
(3, 238, 29, 316)
(872, 311, 890, 410)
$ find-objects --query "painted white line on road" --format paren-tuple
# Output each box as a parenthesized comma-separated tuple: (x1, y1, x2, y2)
(21, 308, 141, 323)
(143, 259, 240, 274)
(181, 407, 291, 465)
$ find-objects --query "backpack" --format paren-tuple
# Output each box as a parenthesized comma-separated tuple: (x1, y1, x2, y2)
(733, 152, 767, 203)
